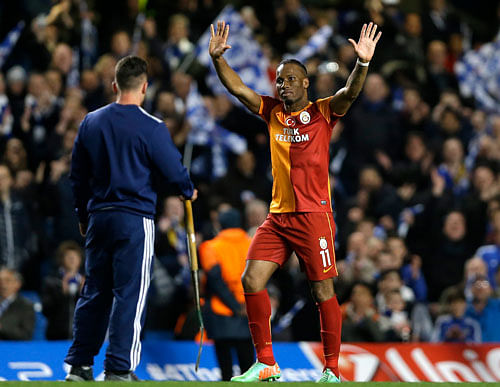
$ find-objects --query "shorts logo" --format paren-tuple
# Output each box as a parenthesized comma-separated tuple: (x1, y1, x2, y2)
(285, 117, 296, 127)
(319, 237, 332, 269)
(300, 111, 310, 124)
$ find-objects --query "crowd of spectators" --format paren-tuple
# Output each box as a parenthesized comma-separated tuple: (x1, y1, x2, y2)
(0, 0, 500, 344)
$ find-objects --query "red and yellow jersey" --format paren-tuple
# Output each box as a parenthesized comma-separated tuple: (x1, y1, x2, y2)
(258, 95, 341, 213)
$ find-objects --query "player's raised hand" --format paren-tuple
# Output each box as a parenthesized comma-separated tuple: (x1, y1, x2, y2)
(348, 22, 382, 63)
(209, 21, 232, 59)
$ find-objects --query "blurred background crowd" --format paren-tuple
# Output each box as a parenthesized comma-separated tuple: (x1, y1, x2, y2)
(0, 0, 500, 346)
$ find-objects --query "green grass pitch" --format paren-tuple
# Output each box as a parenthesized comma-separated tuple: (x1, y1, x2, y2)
(1, 382, 500, 386)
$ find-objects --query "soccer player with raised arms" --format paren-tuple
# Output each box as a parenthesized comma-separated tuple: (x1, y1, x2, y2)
(209, 21, 381, 382)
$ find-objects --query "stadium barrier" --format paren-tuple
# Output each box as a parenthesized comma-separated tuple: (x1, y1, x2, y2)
(0, 341, 499, 381)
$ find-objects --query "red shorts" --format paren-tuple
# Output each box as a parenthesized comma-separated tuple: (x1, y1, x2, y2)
(247, 212, 338, 281)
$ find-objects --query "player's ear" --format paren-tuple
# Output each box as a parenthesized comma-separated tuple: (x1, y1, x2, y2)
(141, 81, 148, 95)
(112, 81, 118, 94)
(303, 77, 309, 89)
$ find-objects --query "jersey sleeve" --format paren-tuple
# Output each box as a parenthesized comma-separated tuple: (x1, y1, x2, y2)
(316, 96, 345, 128)
(258, 95, 281, 124)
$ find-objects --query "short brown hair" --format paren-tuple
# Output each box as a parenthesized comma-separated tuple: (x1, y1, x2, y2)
(56, 240, 83, 265)
(115, 56, 147, 91)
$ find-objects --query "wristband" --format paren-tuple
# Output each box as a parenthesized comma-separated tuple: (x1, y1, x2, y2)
(357, 58, 370, 67)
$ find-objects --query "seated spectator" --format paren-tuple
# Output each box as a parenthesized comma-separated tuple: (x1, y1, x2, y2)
(5, 66, 27, 129)
(475, 208, 500, 288)
(357, 166, 400, 224)
(375, 249, 400, 273)
(341, 282, 385, 342)
(366, 236, 384, 265)
(155, 196, 188, 272)
(0, 267, 35, 340)
(422, 208, 475, 302)
(495, 266, 500, 298)
(465, 109, 488, 169)
(342, 74, 402, 189)
(376, 269, 415, 314)
(398, 90, 431, 134)
(438, 256, 489, 315)
(398, 126, 432, 176)
(3, 138, 28, 176)
(400, 255, 428, 303)
(0, 73, 13, 145)
(41, 241, 84, 340)
(386, 236, 428, 302)
(383, 289, 412, 342)
(93, 54, 117, 104)
(421, 0, 461, 45)
(391, 13, 426, 84)
(244, 199, 268, 237)
(432, 290, 481, 343)
(21, 72, 62, 166)
(437, 137, 469, 197)
(211, 150, 272, 212)
(163, 14, 194, 71)
(423, 41, 459, 106)
(336, 232, 377, 301)
(268, 283, 295, 342)
(465, 275, 500, 342)
(149, 196, 190, 330)
(344, 232, 376, 271)
(110, 31, 131, 59)
(40, 128, 83, 248)
(460, 162, 499, 248)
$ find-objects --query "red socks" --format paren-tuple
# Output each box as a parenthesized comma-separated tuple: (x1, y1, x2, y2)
(318, 296, 342, 377)
(244, 289, 341, 374)
(244, 289, 275, 365)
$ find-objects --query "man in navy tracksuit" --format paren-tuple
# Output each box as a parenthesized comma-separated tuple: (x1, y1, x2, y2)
(64, 56, 196, 382)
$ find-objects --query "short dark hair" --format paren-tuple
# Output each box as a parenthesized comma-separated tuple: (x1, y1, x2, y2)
(218, 208, 242, 230)
(379, 269, 401, 282)
(115, 56, 147, 91)
(278, 59, 307, 75)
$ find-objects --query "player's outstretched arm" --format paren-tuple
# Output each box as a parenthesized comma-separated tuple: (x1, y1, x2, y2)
(209, 20, 261, 114)
(330, 22, 382, 116)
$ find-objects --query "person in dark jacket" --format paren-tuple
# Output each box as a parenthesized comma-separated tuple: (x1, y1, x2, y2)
(341, 282, 385, 342)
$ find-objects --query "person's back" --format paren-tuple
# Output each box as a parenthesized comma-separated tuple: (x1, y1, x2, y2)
(72, 102, 192, 221)
(0, 267, 35, 341)
(199, 208, 253, 381)
(201, 227, 250, 315)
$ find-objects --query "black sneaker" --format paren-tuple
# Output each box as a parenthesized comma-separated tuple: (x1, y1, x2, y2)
(104, 371, 140, 381)
(65, 365, 94, 381)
